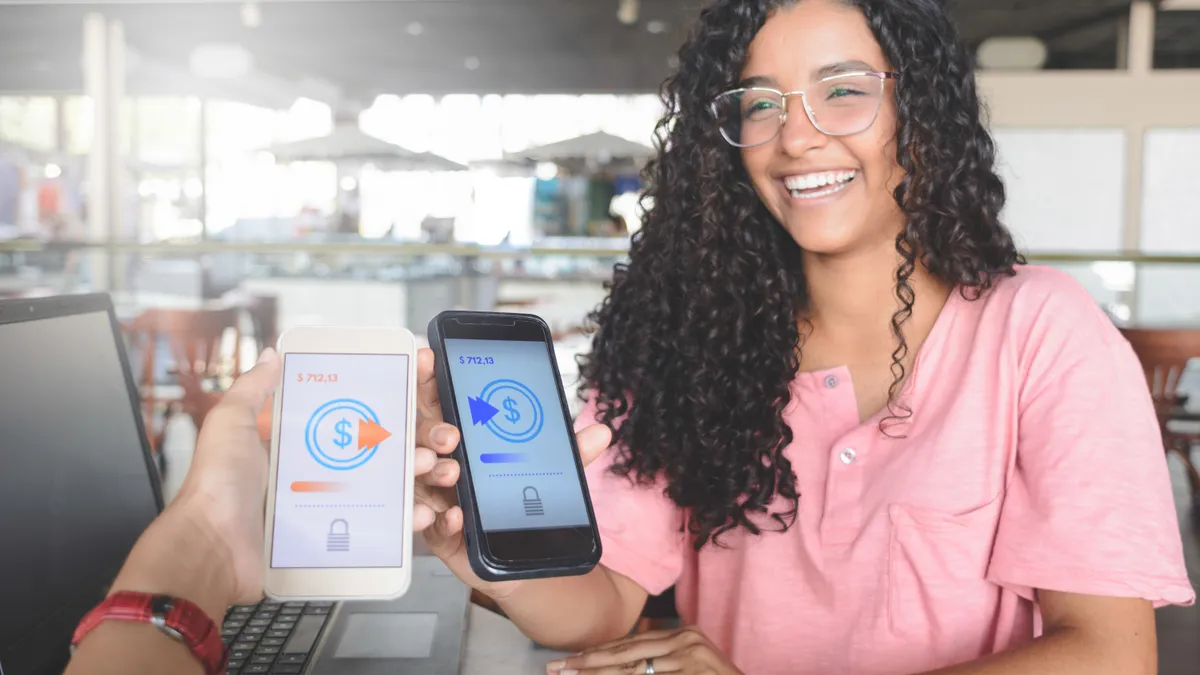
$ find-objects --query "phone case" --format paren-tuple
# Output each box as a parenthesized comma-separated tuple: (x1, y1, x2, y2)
(427, 310, 601, 582)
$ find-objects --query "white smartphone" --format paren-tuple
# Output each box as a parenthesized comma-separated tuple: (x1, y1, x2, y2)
(263, 326, 417, 600)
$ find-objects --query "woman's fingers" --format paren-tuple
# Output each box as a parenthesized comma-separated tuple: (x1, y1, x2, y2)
(549, 633, 683, 673)
(575, 423, 613, 468)
(414, 446, 438, 478)
(416, 414, 460, 457)
(412, 503, 437, 532)
(416, 349, 444, 420)
(421, 505, 464, 551)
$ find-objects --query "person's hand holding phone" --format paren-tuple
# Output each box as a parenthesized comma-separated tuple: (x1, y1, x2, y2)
(412, 348, 612, 598)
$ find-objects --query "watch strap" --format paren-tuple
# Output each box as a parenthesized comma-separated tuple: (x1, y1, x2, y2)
(72, 591, 227, 675)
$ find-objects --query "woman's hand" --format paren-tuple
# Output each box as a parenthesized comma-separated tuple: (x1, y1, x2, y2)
(547, 627, 742, 675)
(413, 348, 613, 599)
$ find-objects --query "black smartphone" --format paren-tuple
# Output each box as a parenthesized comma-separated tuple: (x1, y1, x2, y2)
(427, 311, 602, 581)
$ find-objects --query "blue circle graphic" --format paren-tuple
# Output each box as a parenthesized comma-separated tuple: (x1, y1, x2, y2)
(480, 379, 544, 443)
(305, 398, 382, 471)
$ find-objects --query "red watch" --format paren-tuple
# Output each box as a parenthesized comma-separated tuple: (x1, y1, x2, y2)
(72, 591, 228, 675)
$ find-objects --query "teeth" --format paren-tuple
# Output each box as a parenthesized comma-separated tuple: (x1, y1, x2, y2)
(783, 170, 856, 191)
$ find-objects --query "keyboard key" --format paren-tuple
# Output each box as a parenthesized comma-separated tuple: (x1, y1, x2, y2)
(307, 601, 334, 607)
(261, 602, 282, 610)
(283, 602, 305, 608)
(278, 607, 303, 615)
(277, 654, 308, 665)
(242, 626, 266, 636)
(233, 642, 258, 652)
(253, 611, 276, 620)
(265, 630, 290, 639)
(251, 655, 276, 665)
(221, 629, 242, 639)
(248, 619, 272, 627)
(303, 606, 330, 615)
(227, 659, 245, 669)
(270, 666, 302, 674)
(260, 638, 285, 647)
(230, 649, 252, 661)
(245, 665, 272, 674)
(254, 646, 281, 656)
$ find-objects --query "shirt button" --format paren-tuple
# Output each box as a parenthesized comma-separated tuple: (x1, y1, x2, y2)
(824, 374, 839, 389)
(839, 448, 857, 465)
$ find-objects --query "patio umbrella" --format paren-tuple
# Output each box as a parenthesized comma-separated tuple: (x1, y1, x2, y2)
(505, 131, 655, 171)
(265, 125, 465, 172)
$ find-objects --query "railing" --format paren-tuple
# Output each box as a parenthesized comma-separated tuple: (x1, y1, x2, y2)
(2, 239, 1200, 265)
(1, 239, 1197, 329)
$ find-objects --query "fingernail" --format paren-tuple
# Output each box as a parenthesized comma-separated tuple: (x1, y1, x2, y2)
(561, 670, 578, 675)
(257, 348, 277, 365)
(432, 426, 452, 446)
(546, 662, 565, 671)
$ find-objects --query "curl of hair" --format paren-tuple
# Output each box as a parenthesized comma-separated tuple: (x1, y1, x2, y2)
(578, 0, 1023, 549)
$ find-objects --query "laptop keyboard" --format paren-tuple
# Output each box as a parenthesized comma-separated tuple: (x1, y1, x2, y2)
(221, 600, 334, 674)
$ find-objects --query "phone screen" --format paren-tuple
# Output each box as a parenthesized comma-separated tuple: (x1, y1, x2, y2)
(444, 338, 590, 533)
(270, 352, 409, 569)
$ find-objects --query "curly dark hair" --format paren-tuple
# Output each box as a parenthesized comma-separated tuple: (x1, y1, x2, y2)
(578, 0, 1024, 549)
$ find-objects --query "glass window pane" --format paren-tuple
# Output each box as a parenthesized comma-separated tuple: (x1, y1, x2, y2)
(1142, 128, 1200, 255)
(992, 129, 1126, 253)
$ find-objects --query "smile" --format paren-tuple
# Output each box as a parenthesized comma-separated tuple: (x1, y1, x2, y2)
(783, 170, 857, 200)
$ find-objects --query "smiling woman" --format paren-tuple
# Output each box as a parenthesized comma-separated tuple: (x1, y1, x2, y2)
(554, 0, 1194, 674)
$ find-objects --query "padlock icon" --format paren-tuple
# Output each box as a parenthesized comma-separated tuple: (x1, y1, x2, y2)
(522, 487, 544, 516)
(327, 519, 350, 552)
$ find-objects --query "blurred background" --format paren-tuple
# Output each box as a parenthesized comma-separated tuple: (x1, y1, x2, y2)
(0, 1, 1198, 663)
(1, 2, 1198, 458)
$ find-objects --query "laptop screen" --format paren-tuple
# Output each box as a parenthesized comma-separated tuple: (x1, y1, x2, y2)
(0, 297, 161, 675)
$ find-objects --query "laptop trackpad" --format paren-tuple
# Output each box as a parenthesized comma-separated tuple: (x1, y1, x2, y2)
(332, 613, 438, 659)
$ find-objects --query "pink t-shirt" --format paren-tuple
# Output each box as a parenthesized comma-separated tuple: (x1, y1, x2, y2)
(578, 266, 1194, 675)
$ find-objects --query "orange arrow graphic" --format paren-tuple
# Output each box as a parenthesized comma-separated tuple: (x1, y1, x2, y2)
(358, 419, 392, 450)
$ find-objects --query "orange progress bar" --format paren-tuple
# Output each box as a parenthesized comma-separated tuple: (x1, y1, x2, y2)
(290, 481, 347, 493)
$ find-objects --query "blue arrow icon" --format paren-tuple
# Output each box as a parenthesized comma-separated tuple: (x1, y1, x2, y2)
(468, 396, 500, 426)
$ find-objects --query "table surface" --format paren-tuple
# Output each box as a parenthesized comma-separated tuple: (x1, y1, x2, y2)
(462, 604, 570, 675)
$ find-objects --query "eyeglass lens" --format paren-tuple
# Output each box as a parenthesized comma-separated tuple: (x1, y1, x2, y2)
(713, 74, 886, 147)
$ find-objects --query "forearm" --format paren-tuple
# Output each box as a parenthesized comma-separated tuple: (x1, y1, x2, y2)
(495, 565, 640, 651)
(918, 625, 1155, 675)
(65, 511, 236, 675)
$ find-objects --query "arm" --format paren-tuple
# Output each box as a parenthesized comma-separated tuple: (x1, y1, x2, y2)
(920, 590, 1156, 675)
(495, 564, 648, 650)
(62, 350, 285, 675)
(64, 510, 236, 675)
(413, 348, 662, 651)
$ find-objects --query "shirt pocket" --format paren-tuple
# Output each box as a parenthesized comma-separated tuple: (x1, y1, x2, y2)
(886, 494, 1004, 653)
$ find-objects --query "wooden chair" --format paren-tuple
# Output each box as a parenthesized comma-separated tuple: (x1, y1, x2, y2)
(246, 293, 279, 355)
(124, 306, 243, 450)
(1120, 328, 1200, 501)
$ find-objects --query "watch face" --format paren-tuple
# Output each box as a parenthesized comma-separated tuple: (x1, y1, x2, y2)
(150, 595, 175, 615)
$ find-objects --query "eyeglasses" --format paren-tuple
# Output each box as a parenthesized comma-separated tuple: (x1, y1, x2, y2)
(711, 71, 897, 148)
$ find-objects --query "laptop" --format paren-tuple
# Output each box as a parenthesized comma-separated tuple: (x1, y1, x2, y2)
(0, 293, 470, 675)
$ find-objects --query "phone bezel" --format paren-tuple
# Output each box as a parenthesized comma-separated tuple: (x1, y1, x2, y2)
(263, 326, 417, 600)
(435, 313, 600, 568)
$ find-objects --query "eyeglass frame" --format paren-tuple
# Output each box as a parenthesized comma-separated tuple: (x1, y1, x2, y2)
(711, 71, 898, 148)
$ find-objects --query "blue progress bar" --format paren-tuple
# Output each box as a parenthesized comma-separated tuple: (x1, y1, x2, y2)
(480, 453, 528, 464)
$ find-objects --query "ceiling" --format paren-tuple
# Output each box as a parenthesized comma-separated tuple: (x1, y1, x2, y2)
(0, 0, 1195, 106)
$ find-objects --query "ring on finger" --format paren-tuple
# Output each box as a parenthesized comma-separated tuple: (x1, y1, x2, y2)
(645, 657, 655, 675)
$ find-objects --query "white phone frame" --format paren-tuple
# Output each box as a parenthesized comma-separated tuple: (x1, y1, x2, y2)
(263, 326, 417, 600)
